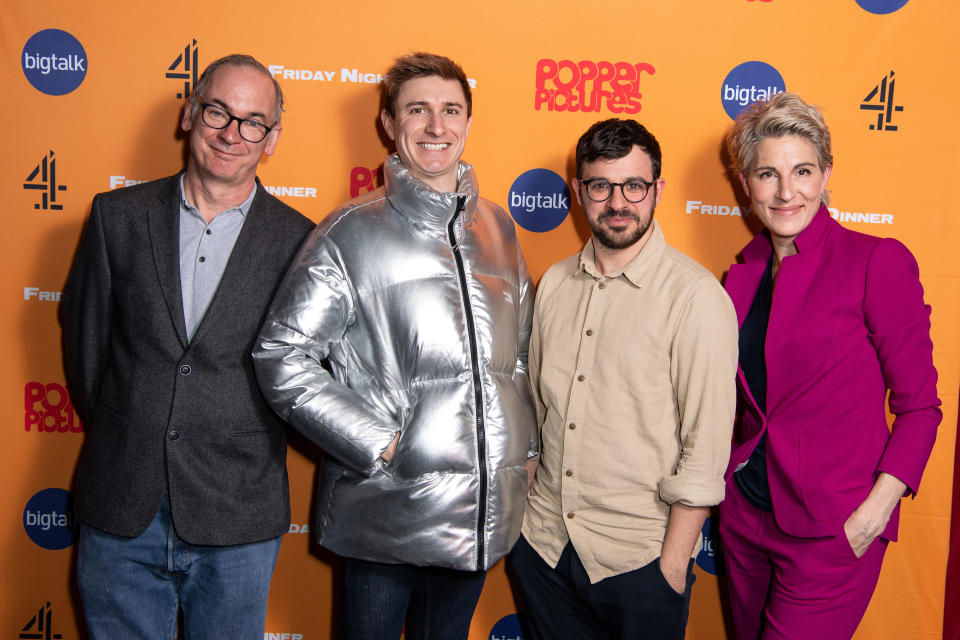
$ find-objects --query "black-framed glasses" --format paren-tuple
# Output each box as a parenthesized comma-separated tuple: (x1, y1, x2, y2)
(580, 177, 654, 203)
(199, 102, 275, 143)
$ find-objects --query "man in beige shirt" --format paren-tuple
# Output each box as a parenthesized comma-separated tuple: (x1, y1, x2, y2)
(511, 119, 738, 639)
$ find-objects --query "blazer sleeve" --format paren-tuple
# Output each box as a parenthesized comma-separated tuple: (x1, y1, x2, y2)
(60, 195, 113, 426)
(252, 227, 400, 477)
(865, 238, 942, 494)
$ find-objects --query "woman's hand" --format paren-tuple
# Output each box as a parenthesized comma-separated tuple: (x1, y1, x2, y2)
(843, 472, 907, 557)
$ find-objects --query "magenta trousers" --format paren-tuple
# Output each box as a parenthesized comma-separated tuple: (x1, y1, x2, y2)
(718, 480, 887, 640)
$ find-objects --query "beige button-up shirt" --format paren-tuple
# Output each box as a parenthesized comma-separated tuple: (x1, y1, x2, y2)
(521, 221, 738, 583)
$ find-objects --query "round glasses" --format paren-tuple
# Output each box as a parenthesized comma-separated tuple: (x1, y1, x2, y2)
(200, 102, 275, 143)
(580, 178, 654, 203)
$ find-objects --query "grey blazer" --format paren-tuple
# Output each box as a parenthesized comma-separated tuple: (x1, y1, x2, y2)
(61, 173, 314, 546)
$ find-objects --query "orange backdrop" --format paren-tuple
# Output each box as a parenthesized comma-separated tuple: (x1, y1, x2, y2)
(2, 1, 958, 638)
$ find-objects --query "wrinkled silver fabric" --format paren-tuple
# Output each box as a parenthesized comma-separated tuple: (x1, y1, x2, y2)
(253, 155, 538, 571)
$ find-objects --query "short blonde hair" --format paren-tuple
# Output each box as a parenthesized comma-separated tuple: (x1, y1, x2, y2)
(726, 92, 833, 175)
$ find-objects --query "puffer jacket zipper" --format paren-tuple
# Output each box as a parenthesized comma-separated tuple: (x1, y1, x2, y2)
(447, 195, 487, 571)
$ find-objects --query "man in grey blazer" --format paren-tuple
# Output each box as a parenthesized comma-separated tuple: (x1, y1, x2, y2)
(60, 54, 314, 640)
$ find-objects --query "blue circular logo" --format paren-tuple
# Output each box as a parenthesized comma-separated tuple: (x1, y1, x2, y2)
(508, 169, 570, 233)
(490, 614, 525, 640)
(720, 61, 786, 120)
(21, 29, 88, 96)
(856, 0, 909, 13)
(23, 488, 77, 550)
(695, 515, 722, 575)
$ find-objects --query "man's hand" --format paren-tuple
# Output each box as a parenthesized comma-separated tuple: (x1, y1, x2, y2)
(660, 502, 708, 594)
(524, 458, 539, 489)
(658, 554, 689, 594)
(844, 472, 907, 557)
(380, 433, 400, 463)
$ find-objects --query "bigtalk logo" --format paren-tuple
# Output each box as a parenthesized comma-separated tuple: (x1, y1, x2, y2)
(720, 61, 785, 120)
(856, 0, 910, 14)
(489, 613, 524, 640)
(507, 169, 570, 233)
(696, 515, 722, 575)
(23, 488, 77, 550)
(21, 29, 87, 96)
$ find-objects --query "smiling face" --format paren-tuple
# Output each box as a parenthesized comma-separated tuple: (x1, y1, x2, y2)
(380, 75, 472, 193)
(181, 64, 281, 191)
(741, 135, 832, 257)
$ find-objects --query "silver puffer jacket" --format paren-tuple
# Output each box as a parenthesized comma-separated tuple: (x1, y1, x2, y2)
(253, 155, 538, 571)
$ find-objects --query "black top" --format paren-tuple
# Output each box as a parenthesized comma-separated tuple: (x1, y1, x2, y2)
(733, 256, 774, 512)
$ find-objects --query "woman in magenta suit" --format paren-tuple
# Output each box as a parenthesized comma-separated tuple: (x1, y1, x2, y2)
(718, 92, 941, 640)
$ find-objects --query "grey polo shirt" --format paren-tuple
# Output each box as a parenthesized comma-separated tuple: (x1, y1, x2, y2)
(178, 177, 255, 341)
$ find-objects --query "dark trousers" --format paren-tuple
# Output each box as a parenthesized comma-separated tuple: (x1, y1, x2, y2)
(338, 556, 486, 640)
(510, 535, 695, 640)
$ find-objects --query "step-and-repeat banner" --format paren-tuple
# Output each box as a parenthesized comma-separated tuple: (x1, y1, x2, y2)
(3, 0, 959, 638)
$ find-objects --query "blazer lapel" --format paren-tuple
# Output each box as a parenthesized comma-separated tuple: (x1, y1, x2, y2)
(147, 175, 189, 349)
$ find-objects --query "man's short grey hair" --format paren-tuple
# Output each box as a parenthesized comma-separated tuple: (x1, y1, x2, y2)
(190, 54, 284, 123)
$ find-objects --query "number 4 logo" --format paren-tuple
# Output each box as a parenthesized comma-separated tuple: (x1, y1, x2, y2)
(860, 70, 903, 132)
(19, 602, 63, 639)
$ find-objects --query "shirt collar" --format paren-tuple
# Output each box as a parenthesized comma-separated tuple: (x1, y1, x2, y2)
(577, 219, 666, 287)
(178, 174, 257, 219)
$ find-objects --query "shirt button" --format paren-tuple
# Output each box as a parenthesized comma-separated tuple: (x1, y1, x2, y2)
(577, 374, 585, 382)
(565, 470, 573, 477)
(598, 282, 606, 289)
(198, 256, 206, 263)
(205, 229, 212, 235)
(568, 423, 576, 430)
(566, 512, 575, 519)
(585, 329, 594, 336)
(168, 430, 180, 441)
(179, 364, 192, 375)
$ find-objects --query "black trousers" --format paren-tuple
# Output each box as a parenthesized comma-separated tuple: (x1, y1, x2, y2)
(510, 535, 695, 640)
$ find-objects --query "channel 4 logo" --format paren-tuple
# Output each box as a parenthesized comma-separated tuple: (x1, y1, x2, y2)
(856, 0, 909, 14)
(696, 515, 722, 575)
(507, 169, 570, 233)
(23, 151, 67, 211)
(21, 29, 87, 96)
(860, 71, 903, 132)
(489, 614, 524, 640)
(535, 58, 655, 114)
(23, 488, 77, 550)
(25, 382, 83, 434)
(167, 39, 199, 99)
(720, 61, 785, 120)
(19, 602, 63, 640)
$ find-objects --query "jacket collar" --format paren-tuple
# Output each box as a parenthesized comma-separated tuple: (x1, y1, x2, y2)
(578, 219, 666, 288)
(741, 203, 832, 263)
(383, 154, 479, 231)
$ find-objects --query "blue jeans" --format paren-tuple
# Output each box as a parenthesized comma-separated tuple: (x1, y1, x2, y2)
(77, 494, 281, 640)
(338, 556, 486, 640)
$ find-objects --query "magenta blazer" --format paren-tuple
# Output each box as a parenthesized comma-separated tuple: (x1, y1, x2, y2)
(723, 205, 941, 540)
